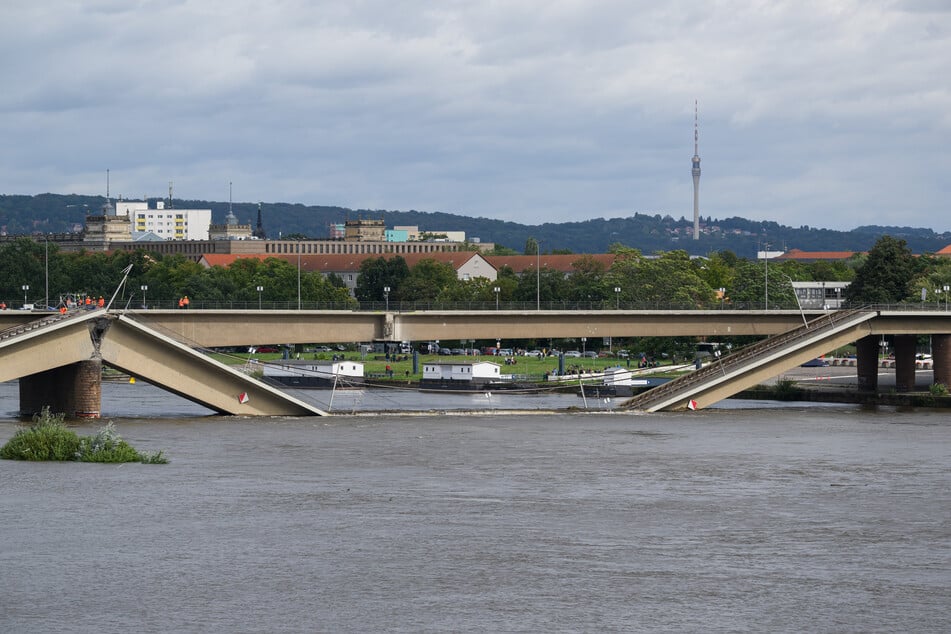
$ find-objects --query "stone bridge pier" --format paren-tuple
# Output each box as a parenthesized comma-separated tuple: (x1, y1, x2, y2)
(19, 360, 103, 418)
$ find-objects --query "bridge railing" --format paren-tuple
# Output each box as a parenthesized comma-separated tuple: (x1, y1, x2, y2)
(622, 307, 878, 409)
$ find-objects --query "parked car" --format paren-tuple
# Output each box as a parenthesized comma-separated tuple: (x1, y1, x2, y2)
(450, 348, 466, 355)
(439, 347, 452, 355)
(616, 350, 630, 359)
(801, 357, 829, 367)
(524, 350, 543, 358)
(498, 348, 514, 356)
(564, 350, 582, 358)
(582, 351, 598, 358)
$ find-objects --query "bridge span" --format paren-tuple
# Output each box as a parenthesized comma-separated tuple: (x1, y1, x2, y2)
(2, 307, 950, 415)
(0, 310, 325, 418)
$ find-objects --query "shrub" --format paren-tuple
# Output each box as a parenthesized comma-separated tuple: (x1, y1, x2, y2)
(929, 383, 948, 397)
(771, 377, 802, 400)
(1, 409, 167, 464)
(0, 407, 81, 461)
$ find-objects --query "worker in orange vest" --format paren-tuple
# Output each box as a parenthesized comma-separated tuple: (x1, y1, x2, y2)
(85, 296, 92, 308)
(97, 296, 105, 308)
(183, 295, 190, 309)
(178, 297, 185, 308)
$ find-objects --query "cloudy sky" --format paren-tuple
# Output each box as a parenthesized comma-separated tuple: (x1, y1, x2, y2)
(1, 0, 949, 231)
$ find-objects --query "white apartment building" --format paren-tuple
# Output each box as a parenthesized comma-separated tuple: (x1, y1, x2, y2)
(116, 201, 212, 240)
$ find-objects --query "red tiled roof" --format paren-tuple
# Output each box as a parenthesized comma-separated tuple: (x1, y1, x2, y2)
(775, 249, 857, 261)
(484, 254, 616, 273)
(935, 244, 951, 256)
(199, 251, 488, 272)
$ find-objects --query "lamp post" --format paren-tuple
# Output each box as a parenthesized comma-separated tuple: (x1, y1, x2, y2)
(762, 242, 770, 310)
(297, 243, 302, 310)
(140, 285, 148, 309)
(384, 286, 390, 312)
(21, 284, 29, 307)
(945, 285, 950, 311)
(614, 286, 621, 309)
(256, 285, 264, 310)
(536, 243, 540, 311)
(581, 336, 587, 356)
(44, 236, 49, 310)
(494, 286, 500, 310)
(718, 287, 726, 309)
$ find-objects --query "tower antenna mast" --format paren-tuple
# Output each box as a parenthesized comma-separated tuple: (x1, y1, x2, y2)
(691, 100, 702, 241)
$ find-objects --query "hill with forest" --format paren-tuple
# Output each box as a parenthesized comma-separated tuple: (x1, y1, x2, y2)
(2, 193, 950, 258)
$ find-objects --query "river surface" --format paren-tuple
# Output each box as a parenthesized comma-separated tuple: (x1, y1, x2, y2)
(1, 381, 949, 633)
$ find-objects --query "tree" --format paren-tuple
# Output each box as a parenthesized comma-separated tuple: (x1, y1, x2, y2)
(845, 235, 921, 304)
(400, 259, 459, 302)
(354, 257, 409, 302)
(524, 237, 539, 256)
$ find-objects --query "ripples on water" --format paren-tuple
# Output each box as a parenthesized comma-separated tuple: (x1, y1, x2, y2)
(1, 381, 949, 633)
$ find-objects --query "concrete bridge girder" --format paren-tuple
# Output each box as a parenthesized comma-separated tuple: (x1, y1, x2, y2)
(0, 311, 326, 417)
(0, 325, 97, 383)
(102, 316, 325, 416)
(659, 324, 875, 412)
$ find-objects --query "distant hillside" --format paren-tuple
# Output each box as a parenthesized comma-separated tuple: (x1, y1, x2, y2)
(3, 193, 951, 258)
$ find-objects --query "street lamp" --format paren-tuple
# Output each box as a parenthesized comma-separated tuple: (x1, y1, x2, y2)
(536, 244, 540, 311)
(383, 286, 390, 312)
(44, 236, 49, 310)
(614, 286, 621, 309)
(140, 285, 148, 309)
(718, 287, 726, 309)
(945, 285, 949, 311)
(256, 285, 264, 310)
(581, 336, 587, 356)
(21, 284, 29, 307)
(494, 286, 500, 310)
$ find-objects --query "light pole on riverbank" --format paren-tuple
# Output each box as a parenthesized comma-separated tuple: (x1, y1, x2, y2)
(256, 285, 263, 310)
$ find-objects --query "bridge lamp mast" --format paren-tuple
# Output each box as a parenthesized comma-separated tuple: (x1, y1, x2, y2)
(718, 287, 726, 309)
(384, 286, 390, 312)
(614, 286, 621, 309)
(256, 285, 264, 310)
(21, 284, 29, 307)
(945, 285, 949, 311)
(140, 285, 148, 309)
(494, 286, 500, 310)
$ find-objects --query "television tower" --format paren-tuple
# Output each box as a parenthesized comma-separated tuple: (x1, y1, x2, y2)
(691, 100, 701, 240)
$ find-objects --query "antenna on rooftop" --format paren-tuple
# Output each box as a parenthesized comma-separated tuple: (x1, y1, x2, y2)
(168, 181, 173, 209)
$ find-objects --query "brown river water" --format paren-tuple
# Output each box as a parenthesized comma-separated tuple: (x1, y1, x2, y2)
(1, 381, 949, 633)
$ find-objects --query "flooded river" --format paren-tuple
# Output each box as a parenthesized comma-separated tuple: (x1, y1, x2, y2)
(1, 381, 949, 632)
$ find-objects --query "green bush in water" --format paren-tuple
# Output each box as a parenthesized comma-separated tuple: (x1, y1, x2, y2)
(1, 407, 167, 464)
(0, 407, 80, 461)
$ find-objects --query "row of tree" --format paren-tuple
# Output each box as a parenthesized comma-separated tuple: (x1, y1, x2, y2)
(1, 236, 947, 310)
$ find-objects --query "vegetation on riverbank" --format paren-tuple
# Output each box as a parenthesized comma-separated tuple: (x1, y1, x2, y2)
(0, 407, 167, 463)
